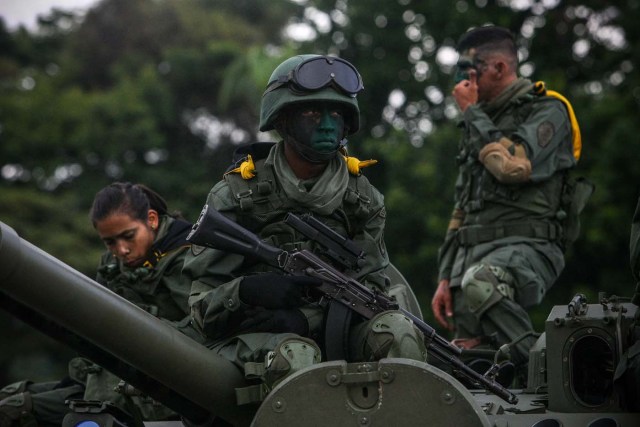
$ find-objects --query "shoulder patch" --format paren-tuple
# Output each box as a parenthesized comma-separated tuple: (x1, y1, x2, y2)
(537, 120, 555, 148)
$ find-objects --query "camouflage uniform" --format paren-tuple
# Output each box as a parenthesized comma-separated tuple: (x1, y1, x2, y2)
(613, 195, 640, 410)
(438, 78, 577, 366)
(184, 141, 426, 404)
(96, 215, 195, 332)
(0, 215, 197, 426)
(0, 379, 83, 427)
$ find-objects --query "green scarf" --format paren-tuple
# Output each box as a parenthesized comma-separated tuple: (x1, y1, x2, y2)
(482, 77, 534, 118)
(270, 141, 349, 215)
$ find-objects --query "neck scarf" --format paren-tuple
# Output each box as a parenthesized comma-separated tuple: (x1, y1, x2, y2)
(269, 141, 349, 215)
(482, 77, 533, 117)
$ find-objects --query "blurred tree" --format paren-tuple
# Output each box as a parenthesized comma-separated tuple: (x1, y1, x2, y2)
(1, 0, 639, 384)
(0, 0, 304, 384)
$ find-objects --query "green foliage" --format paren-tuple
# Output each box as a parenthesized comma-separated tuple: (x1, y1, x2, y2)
(0, 187, 102, 274)
(301, 0, 640, 329)
(1, 0, 639, 383)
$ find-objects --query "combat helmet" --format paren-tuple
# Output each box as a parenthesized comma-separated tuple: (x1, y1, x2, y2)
(259, 54, 362, 135)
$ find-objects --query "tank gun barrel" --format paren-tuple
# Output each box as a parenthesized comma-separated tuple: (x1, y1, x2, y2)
(0, 221, 253, 426)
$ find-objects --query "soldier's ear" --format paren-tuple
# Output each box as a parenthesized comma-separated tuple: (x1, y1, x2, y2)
(147, 209, 159, 231)
(494, 60, 508, 79)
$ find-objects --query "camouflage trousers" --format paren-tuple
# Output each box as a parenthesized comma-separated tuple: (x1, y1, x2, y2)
(209, 310, 428, 405)
(0, 380, 84, 427)
(0, 357, 177, 427)
(449, 239, 564, 366)
(82, 367, 177, 422)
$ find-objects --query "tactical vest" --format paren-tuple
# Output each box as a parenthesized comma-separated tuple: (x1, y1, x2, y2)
(456, 92, 567, 245)
(223, 156, 377, 257)
(97, 217, 190, 321)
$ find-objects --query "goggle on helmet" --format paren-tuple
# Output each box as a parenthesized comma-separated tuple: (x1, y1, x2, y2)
(259, 55, 362, 134)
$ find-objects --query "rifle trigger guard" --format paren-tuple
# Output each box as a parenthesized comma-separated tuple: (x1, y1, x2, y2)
(277, 251, 289, 269)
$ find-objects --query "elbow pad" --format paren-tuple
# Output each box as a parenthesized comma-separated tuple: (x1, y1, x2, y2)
(479, 137, 532, 184)
(447, 208, 465, 232)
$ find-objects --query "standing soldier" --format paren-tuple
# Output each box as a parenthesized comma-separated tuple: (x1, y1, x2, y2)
(431, 26, 589, 373)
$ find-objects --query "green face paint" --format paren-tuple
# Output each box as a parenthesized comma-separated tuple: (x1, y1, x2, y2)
(290, 102, 345, 153)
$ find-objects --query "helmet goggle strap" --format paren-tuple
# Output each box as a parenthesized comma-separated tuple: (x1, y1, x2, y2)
(265, 56, 364, 97)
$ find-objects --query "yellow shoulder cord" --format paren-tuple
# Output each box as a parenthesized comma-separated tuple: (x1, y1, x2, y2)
(534, 81, 582, 161)
(343, 155, 378, 176)
(225, 154, 256, 180)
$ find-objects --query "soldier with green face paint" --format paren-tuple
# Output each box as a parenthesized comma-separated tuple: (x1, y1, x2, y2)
(431, 26, 589, 377)
(183, 54, 427, 405)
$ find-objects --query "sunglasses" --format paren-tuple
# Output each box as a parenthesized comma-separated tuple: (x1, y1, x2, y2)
(265, 56, 364, 97)
(453, 59, 477, 84)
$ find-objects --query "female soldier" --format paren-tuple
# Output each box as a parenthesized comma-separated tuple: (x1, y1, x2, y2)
(91, 182, 193, 323)
(0, 183, 198, 426)
(83, 182, 199, 422)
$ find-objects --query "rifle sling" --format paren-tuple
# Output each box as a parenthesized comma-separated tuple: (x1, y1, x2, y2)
(323, 301, 353, 361)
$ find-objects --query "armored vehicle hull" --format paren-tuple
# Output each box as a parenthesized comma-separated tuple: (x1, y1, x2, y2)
(1, 220, 639, 426)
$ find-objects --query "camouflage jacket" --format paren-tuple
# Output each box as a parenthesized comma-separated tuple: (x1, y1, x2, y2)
(438, 78, 577, 281)
(183, 141, 390, 341)
(96, 215, 192, 321)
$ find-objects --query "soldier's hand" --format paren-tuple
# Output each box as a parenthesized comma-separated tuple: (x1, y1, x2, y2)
(452, 69, 478, 112)
(431, 279, 454, 331)
(240, 273, 322, 309)
(240, 307, 308, 335)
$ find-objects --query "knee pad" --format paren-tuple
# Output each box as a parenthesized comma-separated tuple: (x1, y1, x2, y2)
(0, 392, 36, 427)
(263, 337, 321, 390)
(0, 382, 31, 401)
(461, 264, 515, 317)
(362, 311, 427, 362)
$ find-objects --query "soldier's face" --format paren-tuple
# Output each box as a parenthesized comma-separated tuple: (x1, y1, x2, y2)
(95, 212, 156, 267)
(289, 102, 345, 153)
(458, 48, 501, 102)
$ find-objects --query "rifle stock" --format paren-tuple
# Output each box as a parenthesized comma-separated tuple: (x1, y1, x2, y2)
(188, 204, 284, 266)
(187, 204, 518, 404)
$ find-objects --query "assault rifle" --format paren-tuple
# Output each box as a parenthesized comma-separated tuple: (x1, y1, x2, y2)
(187, 204, 518, 404)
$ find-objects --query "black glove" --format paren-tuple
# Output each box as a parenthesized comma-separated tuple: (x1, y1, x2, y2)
(239, 272, 322, 309)
(239, 307, 309, 335)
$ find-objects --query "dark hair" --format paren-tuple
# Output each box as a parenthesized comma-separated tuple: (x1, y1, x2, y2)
(89, 182, 171, 226)
(457, 25, 517, 61)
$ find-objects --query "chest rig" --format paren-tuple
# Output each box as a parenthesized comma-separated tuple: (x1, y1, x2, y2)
(224, 151, 380, 360)
(456, 89, 567, 245)
(224, 155, 375, 257)
(98, 248, 187, 320)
